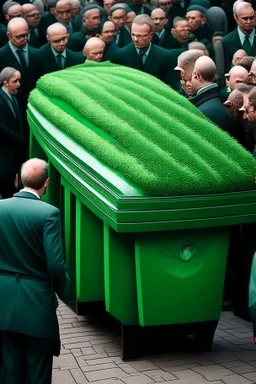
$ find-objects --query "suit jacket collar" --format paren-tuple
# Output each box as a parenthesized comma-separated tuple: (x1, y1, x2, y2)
(190, 86, 220, 108)
(14, 191, 41, 200)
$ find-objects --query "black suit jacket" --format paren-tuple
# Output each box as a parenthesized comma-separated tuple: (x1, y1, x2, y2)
(189, 85, 234, 135)
(111, 43, 172, 86)
(152, 31, 188, 50)
(117, 27, 132, 48)
(215, 28, 256, 77)
(37, 43, 84, 75)
(0, 88, 24, 195)
(0, 43, 42, 115)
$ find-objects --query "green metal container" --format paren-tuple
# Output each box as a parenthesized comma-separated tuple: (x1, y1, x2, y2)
(27, 62, 256, 358)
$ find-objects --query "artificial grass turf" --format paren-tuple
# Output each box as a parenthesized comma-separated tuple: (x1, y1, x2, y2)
(29, 61, 256, 197)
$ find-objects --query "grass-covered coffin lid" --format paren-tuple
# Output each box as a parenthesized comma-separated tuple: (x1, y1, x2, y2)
(29, 61, 256, 197)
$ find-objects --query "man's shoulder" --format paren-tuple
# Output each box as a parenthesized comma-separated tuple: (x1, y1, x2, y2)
(221, 29, 239, 44)
(0, 43, 10, 54)
(37, 42, 51, 55)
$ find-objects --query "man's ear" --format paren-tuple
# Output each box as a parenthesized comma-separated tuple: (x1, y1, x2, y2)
(108, 15, 112, 21)
(201, 16, 206, 25)
(45, 178, 50, 187)
(171, 27, 175, 36)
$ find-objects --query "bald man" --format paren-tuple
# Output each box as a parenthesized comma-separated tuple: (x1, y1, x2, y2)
(37, 22, 84, 75)
(190, 56, 234, 135)
(0, 17, 42, 154)
(0, 158, 70, 383)
(0, 67, 24, 199)
(22, 3, 43, 47)
(83, 37, 105, 62)
(220, 65, 249, 103)
(232, 49, 247, 66)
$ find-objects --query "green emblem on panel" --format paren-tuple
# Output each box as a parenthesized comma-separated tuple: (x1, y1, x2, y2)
(181, 242, 195, 261)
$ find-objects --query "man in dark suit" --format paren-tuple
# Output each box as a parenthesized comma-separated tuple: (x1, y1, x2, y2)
(22, 3, 44, 48)
(0, 17, 42, 153)
(215, 2, 256, 81)
(108, 4, 131, 48)
(96, 20, 118, 61)
(151, 9, 190, 49)
(37, 22, 84, 75)
(185, 5, 213, 44)
(190, 56, 234, 136)
(0, 67, 24, 199)
(67, 5, 102, 51)
(111, 14, 172, 86)
(157, 0, 186, 29)
(0, 157, 70, 384)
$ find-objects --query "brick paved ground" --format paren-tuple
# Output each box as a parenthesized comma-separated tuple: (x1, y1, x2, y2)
(53, 301, 256, 384)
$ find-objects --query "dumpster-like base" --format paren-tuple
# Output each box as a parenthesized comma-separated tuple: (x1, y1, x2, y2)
(121, 320, 218, 360)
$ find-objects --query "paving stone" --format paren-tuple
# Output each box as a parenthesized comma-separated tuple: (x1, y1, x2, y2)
(53, 354, 79, 370)
(52, 369, 76, 383)
(242, 372, 256, 381)
(142, 369, 177, 381)
(191, 364, 236, 380)
(121, 373, 154, 384)
(70, 368, 89, 383)
(82, 363, 118, 372)
(127, 361, 158, 372)
(227, 363, 256, 374)
(84, 368, 129, 381)
(63, 342, 92, 349)
(118, 363, 138, 374)
(221, 374, 254, 384)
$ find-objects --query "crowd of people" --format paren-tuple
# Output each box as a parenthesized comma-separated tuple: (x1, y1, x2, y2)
(1, 0, 256, 382)
(1, 0, 256, 199)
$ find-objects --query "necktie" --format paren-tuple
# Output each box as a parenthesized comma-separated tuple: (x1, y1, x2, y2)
(56, 53, 63, 70)
(243, 35, 252, 55)
(16, 49, 27, 68)
(139, 50, 146, 66)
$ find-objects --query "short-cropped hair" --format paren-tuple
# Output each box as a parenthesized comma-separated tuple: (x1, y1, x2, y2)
(21, 159, 49, 190)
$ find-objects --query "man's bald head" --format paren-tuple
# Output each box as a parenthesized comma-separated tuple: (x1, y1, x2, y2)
(227, 65, 248, 90)
(227, 89, 244, 108)
(232, 49, 247, 66)
(47, 21, 68, 37)
(22, 3, 40, 27)
(21, 158, 49, 193)
(7, 17, 29, 48)
(194, 56, 216, 82)
(83, 37, 105, 62)
(47, 22, 69, 52)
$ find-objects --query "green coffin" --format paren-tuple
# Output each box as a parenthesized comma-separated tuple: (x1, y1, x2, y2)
(28, 62, 256, 333)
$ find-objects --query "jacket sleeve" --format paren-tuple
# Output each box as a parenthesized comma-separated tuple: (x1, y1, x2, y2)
(43, 208, 70, 298)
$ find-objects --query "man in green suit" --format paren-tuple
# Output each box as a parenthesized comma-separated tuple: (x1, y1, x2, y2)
(0, 158, 70, 384)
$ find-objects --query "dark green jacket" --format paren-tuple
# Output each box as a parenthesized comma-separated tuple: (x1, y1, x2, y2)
(0, 191, 69, 354)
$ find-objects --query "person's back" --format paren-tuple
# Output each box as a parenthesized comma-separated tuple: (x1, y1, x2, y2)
(0, 158, 69, 384)
(190, 55, 235, 136)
